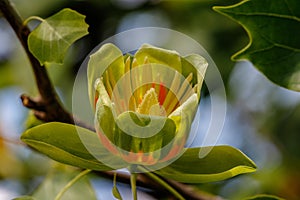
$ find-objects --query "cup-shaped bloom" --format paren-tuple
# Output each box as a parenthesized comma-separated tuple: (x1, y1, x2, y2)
(88, 43, 207, 170)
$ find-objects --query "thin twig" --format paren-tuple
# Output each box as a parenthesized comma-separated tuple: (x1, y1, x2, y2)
(165, 178, 224, 200)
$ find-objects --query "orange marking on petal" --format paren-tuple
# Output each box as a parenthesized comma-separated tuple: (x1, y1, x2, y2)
(98, 132, 119, 155)
(124, 151, 139, 163)
(137, 150, 144, 163)
(121, 150, 158, 165)
(94, 91, 99, 108)
(161, 140, 186, 162)
(158, 83, 167, 105)
(146, 153, 156, 165)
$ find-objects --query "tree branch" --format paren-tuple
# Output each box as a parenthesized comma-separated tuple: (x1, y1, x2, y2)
(0, 1, 224, 199)
(100, 171, 224, 200)
(164, 178, 224, 200)
(0, 0, 73, 124)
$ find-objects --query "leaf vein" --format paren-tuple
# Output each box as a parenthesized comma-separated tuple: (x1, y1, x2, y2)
(226, 11, 300, 22)
(44, 20, 71, 45)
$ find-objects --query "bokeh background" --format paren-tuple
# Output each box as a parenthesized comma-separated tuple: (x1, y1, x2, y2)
(0, 0, 299, 199)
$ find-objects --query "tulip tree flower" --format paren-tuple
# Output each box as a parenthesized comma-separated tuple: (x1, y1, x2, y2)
(18, 8, 258, 200)
(21, 42, 257, 200)
(88, 43, 207, 171)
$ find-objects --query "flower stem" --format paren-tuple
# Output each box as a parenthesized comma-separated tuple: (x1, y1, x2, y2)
(54, 169, 92, 200)
(138, 166, 185, 200)
(130, 173, 138, 200)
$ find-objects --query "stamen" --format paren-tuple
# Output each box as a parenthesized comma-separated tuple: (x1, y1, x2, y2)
(193, 83, 199, 93)
(112, 86, 124, 114)
(131, 58, 140, 105)
(177, 73, 193, 102)
(125, 56, 131, 73)
(143, 56, 152, 92)
(167, 95, 179, 114)
(136, 88, 165, 116)
(124, 57, 133, 110)
(168, 73, 194, 114)
(132, 58, 138, 68)
(94, 78, 111, 106)
(181, 87, 195, 103)
(104, 71, 113, 97)
(108, 67, 116, 88)
(163, 71, 181, 114)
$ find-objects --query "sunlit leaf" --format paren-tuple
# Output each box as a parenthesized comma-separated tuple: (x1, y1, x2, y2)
(28, 8, 89, 65)
(21, 122, 125, 171)
(213, 0, 300, 91)
(155, 145, 256, 183)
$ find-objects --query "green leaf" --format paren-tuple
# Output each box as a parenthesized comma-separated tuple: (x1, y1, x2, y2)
(112, 173, 123, 200)
(155, 145, 256, 183)
(33, 167, 96, 200)
(245, 194, 285, 200)
(28, 8, 89, 65)
(21, 122, 126, 171)
(112, 186, 123, 200)
(213, 0, 300, 91)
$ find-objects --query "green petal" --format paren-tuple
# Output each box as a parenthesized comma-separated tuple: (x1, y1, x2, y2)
(94, 77, 113, 107)
(134, 44, 182, 73)
(184, 54, 208, 78)
(183, 54, 208, 97)
(169, 94, 198, 142)
(88, 43, 124, 109)
(114, 111, 176, 155)
(155, 145, 257, 183)
(94, 78, 117, 142)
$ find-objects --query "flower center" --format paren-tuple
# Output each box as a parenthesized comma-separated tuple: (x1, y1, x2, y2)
(136, 88, 166, 116)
